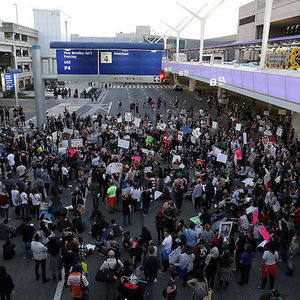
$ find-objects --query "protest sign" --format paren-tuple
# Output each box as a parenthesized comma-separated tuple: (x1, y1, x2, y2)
(191, 136, 196, 144)
(212, 121, 218, 130)
(178, 134, 183, 141)
(164, 176, 171, 184)
(262, 136, 269, 146)
(190, 216, 201, 224)
(264, 130, 272, 137)
(192, 128, 201, 139)
(257, 240, 267, 248)
(278, 109, 286, 115)
(131, 156, 141, 163)
(144, 166, 152, 173)
(218, 222, 233, 239)
(107, 163, 123, 174)
(169, 247, 181, 264)
(235, 150, 242, 160)
(182, 126, 190, 133)
(163, 134, 170, 143)
(63, 128, 73, 135)
(270, 145, 276, 158)
(146, 136, 153, 144)
(246, 206, 254, 214)
(212, 146, 221, 156)
(125, 112, 132, 122)
(52, 131, 57, 141)
(154, 191, 163, 200)
(264, 111, 269, 116)
(68, 149, 76, 157)
(61, 140, 69, 148)
(58, 147, 67, 154)
(117, 117, 122, 123)
(172, 155, 181, 164)
(252, 211, 258, 226)
(242, 178, 253, 186)
(276, 127, 282, 137)
(259, 225, 270, 242)
(259, 126, 264, 132)
(179, 163, 185, 169)
(235, 123, 241, 131)
(118, 139, 130, 149)
(122, 187, 132, 195)
(134, 118, 140, 128)
(158, 123, 166, 131)
(243, 132, 247, 144)
(248, 152, 256, 165)
(196, 159, 204, 166)
(217, 153, 227, 164)
(70, 139, 83, 148)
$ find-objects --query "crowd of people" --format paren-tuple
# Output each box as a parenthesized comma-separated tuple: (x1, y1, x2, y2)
(0, 89, 298, 300)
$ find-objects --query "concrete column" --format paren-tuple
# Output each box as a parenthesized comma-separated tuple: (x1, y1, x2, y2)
(259, 0, 273, 70)
(189, 78, 196, 91)
(199, 19, 205, 63)
(49, 58, 53, 75)
(32, 45, 46, 130)
(217, 86, 222, 99)
(291, 112, 300, 139)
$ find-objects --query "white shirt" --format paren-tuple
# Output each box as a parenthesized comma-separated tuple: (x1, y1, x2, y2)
(262, 250, 279, 265)
(7, 153, 15, 166)
(16, 165, 26, 177)
(31, 241, 48, 260)
(162, 235, 172, 252)
(11, 190, 20, 206)
(30, 193, 41, 206)
(20, 192, 28, 205)
(62, 166, 68, 176)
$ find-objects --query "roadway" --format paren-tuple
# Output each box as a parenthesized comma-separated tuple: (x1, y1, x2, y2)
(1, 84, 299, 300)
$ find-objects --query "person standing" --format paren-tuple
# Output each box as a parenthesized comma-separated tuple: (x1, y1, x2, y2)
(107, 181, 117, 213)
(258, 242, 279, 290)
(286, 236, 298, 276)
(238, 244, 254, 285)
(16, 218, 34, 259)
(0, 266, 14, 300)
(31, 233, 50, 283)
(161, 230, 172, 272)
(67, 263, 89, 300)
(192, 179, 203, 210)
(142, 246, 160, 300)
(165, 271, 179, 300)
(47, 236, 62, 281)
(99, 250, 124, 300)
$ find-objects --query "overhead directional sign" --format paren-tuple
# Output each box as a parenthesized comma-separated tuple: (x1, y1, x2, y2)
(52, 42, 164, 83)
(1, 73, 15, 91)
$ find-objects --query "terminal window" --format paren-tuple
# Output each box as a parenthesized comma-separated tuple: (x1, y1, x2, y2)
(239, 15, 255, 26)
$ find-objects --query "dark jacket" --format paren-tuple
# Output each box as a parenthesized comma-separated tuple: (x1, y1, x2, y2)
(0, 274, 14, 295)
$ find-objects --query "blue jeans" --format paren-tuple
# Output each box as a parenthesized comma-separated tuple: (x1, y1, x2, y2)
(123, 215, 131, 226)
(146, 277, 155, 300)
(23, 241, 32, 258)
(1, 295, 11, 300)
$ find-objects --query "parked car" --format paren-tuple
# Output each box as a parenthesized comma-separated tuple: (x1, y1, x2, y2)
(173, 84, 183, 91)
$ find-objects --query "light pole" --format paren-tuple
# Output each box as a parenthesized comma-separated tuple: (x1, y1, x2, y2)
(259, 0, 273, 70)
(151, 29, 171, 49)
(176, 0, 225, 63)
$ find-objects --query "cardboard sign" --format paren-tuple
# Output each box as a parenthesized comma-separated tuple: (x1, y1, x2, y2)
(118, 138, 130, 149)
(248, 152, 256, 165)
(259, 225, 270, 242)
(169, 247, 181, 264)
(252, 211, 258, 226)
(235, 123, 241, 131)
(217, 153, 227, 164)
(107, 163, 123, 174)
(70, 139, 83, 148)
(218, 221, 233, 239)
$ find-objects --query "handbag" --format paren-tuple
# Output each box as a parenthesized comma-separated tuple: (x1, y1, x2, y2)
(80, 274, 89, 295)
(162, 288, 168, 298)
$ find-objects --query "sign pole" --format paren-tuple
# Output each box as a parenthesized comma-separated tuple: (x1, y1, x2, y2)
(14, 74, 19, 107)
(32, 45, 46, 130)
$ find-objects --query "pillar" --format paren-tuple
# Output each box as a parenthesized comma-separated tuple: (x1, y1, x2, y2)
(32, 45, 46, 130)
(189, 78, 196, 92)
(49, 58, 53, 75)
(291, 112, 300, 139)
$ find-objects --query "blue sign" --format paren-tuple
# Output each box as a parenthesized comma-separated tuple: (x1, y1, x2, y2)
(56, 50, 98, 74)
(183, 126, 190, 133)
(3, 74, 15, 91)
(99, 50, 162, 76)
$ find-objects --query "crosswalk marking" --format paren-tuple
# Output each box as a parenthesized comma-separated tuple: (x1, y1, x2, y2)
(110, 84, 172, 89)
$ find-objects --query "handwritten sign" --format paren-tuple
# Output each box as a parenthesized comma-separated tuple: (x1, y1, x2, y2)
(70, 139, 83, 148)
(217, 153, 227, 164)
(169, 247, 181, 264)
(125, 112, 132, 122)
(235, 150, 242, 160)
(235, 123, 241, 131)
(252, 211, 258, 226)
(182, 126, 190, 133)
(259, 225, 270, 242)
(190, 216, 201, 224)
(107, 163, 123, 174)
(118, 138, 130, 149)
(132, 156, 141, 163)
(134, 117, 141, 127)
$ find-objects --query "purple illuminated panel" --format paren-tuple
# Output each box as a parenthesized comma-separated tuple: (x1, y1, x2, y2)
(224, 69, 232, 85)
(253, 73, 268, 94)
(232, 70, 242, 87)
(286, 77, 300, 104)
(242, 71, 254, 90)
(268, 74, 286, 100)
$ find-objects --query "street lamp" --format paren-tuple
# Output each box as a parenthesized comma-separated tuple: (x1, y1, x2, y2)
(176, 0, 225, 63)
(151, 29, 171, 49)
